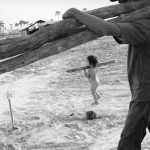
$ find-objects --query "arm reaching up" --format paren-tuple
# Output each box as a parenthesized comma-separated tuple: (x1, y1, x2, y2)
(84, 69, 90, 78)
(62, 8, 122, 37)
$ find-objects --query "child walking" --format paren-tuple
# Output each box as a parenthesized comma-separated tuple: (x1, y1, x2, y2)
(84, 55, 100, 105)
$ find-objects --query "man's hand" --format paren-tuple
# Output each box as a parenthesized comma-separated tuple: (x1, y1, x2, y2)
(62, 8, 76, 19)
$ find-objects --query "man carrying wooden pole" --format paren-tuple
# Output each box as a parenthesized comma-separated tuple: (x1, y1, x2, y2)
(63, 0, 150, 150)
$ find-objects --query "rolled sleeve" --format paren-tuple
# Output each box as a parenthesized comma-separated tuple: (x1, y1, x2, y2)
(114, 20, 150, 45)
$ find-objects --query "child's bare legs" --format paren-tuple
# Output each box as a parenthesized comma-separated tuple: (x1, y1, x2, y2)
(90, 83, 99, 105)
(96, 91, 100, 100)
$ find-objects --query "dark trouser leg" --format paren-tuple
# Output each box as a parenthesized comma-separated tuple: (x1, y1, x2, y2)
(117, 101, 150, 150)
(147, 121, 150, 132)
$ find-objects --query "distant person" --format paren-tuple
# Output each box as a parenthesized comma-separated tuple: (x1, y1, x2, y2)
(84, 55, 100, 105)
(62, 0, 150, 149)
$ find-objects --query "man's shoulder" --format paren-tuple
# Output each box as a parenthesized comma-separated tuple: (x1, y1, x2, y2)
(130, 19, 150, 27)
(114, 19, 150, 45)
(118, 19, 150, 28)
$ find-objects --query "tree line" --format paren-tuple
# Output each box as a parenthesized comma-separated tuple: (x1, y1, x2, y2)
(11, 8, 88, 30)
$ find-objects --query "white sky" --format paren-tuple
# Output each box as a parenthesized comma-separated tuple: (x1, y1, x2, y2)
(0, 0, 117, 29)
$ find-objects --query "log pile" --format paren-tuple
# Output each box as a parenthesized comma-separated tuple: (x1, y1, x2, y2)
(0, 0, 150, 74)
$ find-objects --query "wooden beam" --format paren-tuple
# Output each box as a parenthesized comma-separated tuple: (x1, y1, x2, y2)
(0, 0, 150, 60)
(0, 31, 99, 74)
(109, 6, 150, 23)
(66, 60, 115, 73)
(1, 5, 150, 74)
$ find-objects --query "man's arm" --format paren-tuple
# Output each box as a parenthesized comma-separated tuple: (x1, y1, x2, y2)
(62, 8, 122, 37)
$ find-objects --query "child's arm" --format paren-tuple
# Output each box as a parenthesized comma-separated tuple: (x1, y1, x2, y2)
(84, 69, 90, 78)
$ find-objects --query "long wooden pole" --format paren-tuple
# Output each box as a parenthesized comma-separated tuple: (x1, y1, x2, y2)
(66, 60, 115, 73)
(0, 0, 150, 59)
(0, 30, 99, 74)
(7, 91, 14, 129)
(0, 6, 150, 74)
(8, 98, 14, 128)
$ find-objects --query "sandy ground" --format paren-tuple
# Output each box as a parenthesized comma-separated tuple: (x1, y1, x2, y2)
(0, 37, 149, 150)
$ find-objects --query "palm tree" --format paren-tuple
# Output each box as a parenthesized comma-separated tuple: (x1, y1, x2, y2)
(0, 21, 5, 35)
(25, 21, 29, 26)
(15, 23, 19, 29)
(0, 21, 4, 27)
(9, 24, 13, 30)
(22, 21, 27, 28)
(19, 20, 24, 29)
(82, 8, 87, 12)
(55, 11, 61, 21)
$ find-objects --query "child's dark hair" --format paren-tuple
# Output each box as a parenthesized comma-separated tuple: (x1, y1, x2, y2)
(87, 55, 98, 68)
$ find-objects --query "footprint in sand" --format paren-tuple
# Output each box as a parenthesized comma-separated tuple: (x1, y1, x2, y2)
(3, 110, 16, 116)
(65, 132, 86, 141)
(65, 123, 82, 131)
(29, 116, 40, 120)
(0, 143, 4, 149)
(4, 144, 15, 150)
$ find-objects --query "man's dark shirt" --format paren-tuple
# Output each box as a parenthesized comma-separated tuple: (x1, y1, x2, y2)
(114, 20, 150, 102)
